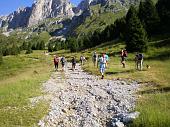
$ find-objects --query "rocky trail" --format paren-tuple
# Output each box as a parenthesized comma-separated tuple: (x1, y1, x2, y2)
(38, 63, 140, 127)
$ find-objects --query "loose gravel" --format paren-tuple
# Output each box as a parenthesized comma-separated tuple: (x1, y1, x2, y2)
(38, 63, 140, 127)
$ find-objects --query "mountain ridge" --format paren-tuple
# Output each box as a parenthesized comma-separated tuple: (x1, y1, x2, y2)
(0, 0, 140, 36)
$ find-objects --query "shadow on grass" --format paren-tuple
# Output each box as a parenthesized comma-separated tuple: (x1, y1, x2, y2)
(151, 38, 170, 48)
(106, 69, 135, 75)
(146, 50, 170, 60)
(139, 86, 170, 94)
(95, 40, 122, 49)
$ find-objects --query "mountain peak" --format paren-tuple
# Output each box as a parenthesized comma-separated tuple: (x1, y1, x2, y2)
(28, 0, 74, 26)
(0, 0, 140, 30)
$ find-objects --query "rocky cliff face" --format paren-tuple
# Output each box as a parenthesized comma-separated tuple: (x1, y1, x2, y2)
(0, 0, 75, 29)
(28, 0, 74, 26)
(0, 0, 140, 30)
(0, 7, 32, 29)
(77, 0, 140, 12)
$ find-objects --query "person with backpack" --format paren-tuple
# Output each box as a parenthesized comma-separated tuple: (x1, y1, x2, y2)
(60, 56, 66, 71)
(137, 53, 144, 71)
(54, 55, 59, 71)
(99, 53, 107, 79)
(120, 49, 128, 68)
(72, 57, 76, 71)
(92, 52, 98, 67)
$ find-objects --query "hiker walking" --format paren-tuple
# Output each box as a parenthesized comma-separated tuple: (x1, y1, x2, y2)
(54, 55, 59, 71)
(120, 49, 127, 68)
(92, 52, 98, 66)
(99, 53, 107, 79)
(136, 53, 144, 71)
(80, 55, 86, 65)
(72, 57, 76, 71)
(60, 56, 66, 71)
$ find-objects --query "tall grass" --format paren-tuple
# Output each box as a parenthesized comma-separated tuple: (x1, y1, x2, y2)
(129, 92, 170, 127)
(0, 51, 53, 126)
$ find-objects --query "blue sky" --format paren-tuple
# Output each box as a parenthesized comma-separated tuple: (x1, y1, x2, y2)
(0, 0, 81, 16)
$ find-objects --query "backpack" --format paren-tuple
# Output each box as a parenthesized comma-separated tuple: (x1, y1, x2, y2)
(138, 54, 143, 60)
(61, 57, 65, 64)
(123, 50, 128, 57)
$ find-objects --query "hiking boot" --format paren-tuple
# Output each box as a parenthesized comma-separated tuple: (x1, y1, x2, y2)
(101, 75, 104, 79)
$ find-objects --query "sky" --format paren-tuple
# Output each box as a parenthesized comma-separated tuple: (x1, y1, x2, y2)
(0, 0, 81, 16)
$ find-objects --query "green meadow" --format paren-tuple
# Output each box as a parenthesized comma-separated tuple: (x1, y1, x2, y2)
(55, 37, 170, 127)
(0, 51, 53, 126)
(0, 38, 170, 127)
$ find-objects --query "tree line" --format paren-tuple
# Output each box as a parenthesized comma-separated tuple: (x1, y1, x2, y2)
(66, 0, 170, 52)
(0, 32, 51, 64)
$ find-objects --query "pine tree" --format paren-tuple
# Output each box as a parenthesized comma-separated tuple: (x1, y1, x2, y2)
(126, 6, 148, 52)
(78, 39, 84, 50)
(32, 42, 37, 50)
(26, 43, 33, 54)
(3, 48, 11, 56)
(53, 41, 61, 51)
(114, 17, 126, 40)
(48, 43, 53, 52)
(22, 41, 28, 50)
(39, 41, 45, 50)
(11, 45, 20, 55)
(68, 38, 79, 52)
(156, 0, 170, 33)
(138, 0, 160, 35)
(91, 30, 100, 46)
(82, 35, 91, 49)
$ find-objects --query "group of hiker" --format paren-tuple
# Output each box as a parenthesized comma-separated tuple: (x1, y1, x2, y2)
(53, 55, 87, 71)
(53, 49, 144, 79)
(91, 50, 144, 79)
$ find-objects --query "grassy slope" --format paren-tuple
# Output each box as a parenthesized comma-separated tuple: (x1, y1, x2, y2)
(75, 5, 126, 36)
(0, 51, 53, 126)
(0, 40, 169, 126)
(55, 37, 170, 127)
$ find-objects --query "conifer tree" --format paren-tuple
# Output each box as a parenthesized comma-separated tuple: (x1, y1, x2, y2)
(138, 0, 160, 35)
(83, 35, 91, 49)
(126, 6, 148, 52)
(156, 0, 170, 33)
(21, 41, 28, 50)
(91, 30, 100, 46)
(39, 41, 45, 50)
(114, 17, 126, 40)
(11, 45, 20, 55)
(26, 42, 33, 54)
(48, 43, 54, 52)
(68, 37, 79, 52)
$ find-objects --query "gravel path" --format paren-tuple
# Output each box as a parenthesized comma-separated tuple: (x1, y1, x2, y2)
(38, 63, 140, 127)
